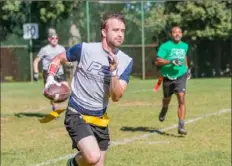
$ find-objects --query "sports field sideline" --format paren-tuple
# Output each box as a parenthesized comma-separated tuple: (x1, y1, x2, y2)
(1, 78, 231, 166)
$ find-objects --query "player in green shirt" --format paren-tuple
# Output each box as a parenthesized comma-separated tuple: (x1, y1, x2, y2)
(155, 25, 190, 135)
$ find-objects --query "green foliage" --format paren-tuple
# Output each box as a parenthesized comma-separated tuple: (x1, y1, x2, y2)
(168, 0, 232, 40)
(142, 0, 232, 41)
(123, 2, 161, 44)
(39, 1, 73, 23)
(145, 4, 167, 34)
(0, 1, 75, 41)
(1, 1, 27, 39)
(1, 1, 231, 43)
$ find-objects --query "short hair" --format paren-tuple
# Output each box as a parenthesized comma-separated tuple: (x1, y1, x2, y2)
(169, 24, 182, 33)
(101, 12, 125, 30)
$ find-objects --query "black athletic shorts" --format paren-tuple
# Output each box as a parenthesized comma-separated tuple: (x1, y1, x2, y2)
(163, 73, 187, 98)
(42, 70, 66, 85)
(64, 107, 110, 151)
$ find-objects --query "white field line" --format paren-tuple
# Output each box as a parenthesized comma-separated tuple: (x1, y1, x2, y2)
(31, 108, 231, 166)
(138, 141, 170, 145)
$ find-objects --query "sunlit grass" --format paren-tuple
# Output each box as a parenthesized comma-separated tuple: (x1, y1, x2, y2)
(1, 78, 231, 166)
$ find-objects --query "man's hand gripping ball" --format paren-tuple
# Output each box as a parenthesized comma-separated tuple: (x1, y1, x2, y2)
(170, 58, 182, 66)
(43, 75, 70, 103)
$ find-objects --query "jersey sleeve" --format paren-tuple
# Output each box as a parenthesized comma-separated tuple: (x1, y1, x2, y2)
(119, 59, 133, 83)
(61, 46, 66, 52)
(66, 44, 82, 62)
(37, 48, 45, 58)
(157, 44, 167, 58)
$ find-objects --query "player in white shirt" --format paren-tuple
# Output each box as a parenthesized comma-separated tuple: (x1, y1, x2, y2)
(33, 29, 68, 111)
(45, 13, 133, 166)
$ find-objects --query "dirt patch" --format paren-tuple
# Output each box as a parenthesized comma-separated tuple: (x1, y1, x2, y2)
(1, 117, 10, 122)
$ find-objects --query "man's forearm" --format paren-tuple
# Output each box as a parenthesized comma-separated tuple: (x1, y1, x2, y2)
(33, 63, 39, 73)
(48, 52, 67, 75)
(185, 57, 189, 69)
(33, 58, 40, 73)
(110, 76, 124, 102)
(155, 58, 170, 66)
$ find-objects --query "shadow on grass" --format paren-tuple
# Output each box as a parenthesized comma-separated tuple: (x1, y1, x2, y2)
(14, 112, 48, 118)
(120, 126, 184, 138)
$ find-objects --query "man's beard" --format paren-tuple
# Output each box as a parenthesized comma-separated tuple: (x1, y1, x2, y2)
(111, 41, 122, 48)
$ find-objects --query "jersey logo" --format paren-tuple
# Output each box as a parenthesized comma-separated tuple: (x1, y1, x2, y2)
(170, 48, 186, 59)
(87, 62, 112, 84)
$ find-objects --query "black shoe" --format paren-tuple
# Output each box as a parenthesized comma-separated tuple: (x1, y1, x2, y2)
(67, 158, 73, 166)
(159, 107, 168, 122)
(67, 158, 78, 166)
(178, 127, 187, 135)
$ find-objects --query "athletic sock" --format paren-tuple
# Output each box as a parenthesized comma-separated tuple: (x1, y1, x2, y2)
(178, 119, 185, 128)
(73, 158, 78, 166)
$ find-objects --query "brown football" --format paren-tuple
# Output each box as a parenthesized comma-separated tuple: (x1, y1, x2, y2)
(43, 83, 70, 103)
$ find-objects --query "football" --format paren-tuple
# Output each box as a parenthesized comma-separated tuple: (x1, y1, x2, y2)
(43, 83, 70, 103)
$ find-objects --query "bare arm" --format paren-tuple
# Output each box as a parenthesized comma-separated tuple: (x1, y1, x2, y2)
(185, 56, 188, 69)
(105, 49, 129, 102)
(110, 77, 127, 102)
(155, 57, 170, 66)
(48, 52, 68, 75)
(33, 57, 41, 73)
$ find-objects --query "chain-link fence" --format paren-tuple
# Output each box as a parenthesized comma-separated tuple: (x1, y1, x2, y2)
(1, 1, 231, 82)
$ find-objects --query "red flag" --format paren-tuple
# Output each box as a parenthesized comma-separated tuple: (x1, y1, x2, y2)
(153, 76, 163, 92)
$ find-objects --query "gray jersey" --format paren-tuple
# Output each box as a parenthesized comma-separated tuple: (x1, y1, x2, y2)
(37, 44, 65, 75)
(66, 42, 133, 116)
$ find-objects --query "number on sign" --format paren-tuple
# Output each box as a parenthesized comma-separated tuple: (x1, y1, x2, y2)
(23, 24, 39, 39)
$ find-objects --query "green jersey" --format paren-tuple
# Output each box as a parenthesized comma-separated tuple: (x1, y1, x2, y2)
(157, 40, 188, 80)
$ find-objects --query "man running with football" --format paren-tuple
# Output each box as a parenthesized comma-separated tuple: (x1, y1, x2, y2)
(44, 13, 133, 166)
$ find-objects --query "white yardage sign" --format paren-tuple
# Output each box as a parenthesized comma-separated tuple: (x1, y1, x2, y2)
(23, 23, 39, 39)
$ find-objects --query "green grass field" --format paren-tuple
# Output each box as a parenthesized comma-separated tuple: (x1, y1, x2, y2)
(1, 78, 231, 166)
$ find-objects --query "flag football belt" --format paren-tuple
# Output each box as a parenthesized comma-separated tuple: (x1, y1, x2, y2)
(39, 109, 66, 123)
(68, 107, 110, 127)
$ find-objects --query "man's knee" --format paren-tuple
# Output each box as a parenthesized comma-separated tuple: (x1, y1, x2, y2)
(163, 97, 171, 101)
(85, 150, 101, 165)
(163, 97, 171, 104)
(177, 96, 185, 105)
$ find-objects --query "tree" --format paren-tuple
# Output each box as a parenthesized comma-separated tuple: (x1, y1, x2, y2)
(168, 0, 232, 76)
(0, 1, 75, 42)
(167, 0, 232, 40)
(0, 1, 126, 44)
(144, 0, 232, 77)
